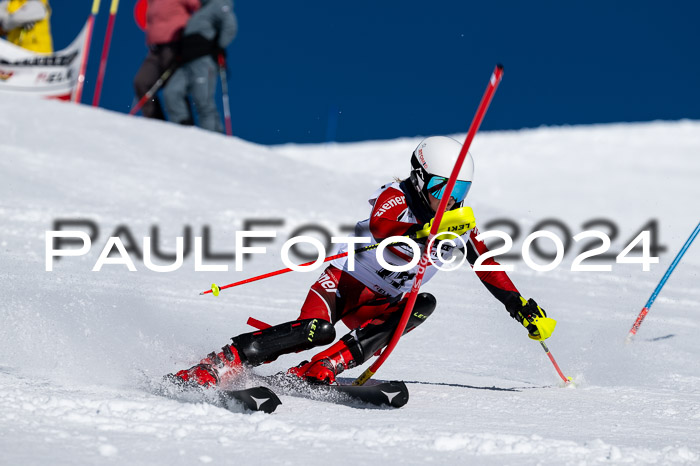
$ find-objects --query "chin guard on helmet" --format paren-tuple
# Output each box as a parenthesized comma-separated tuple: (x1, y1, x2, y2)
(409, 161, 435, 212)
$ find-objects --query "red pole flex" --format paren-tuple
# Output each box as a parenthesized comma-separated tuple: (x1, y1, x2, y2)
(353, 64, 504, 385)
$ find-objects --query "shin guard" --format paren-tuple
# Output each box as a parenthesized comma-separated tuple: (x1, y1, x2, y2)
(231, 318, 335, 366)
(342, 292, 436, 365)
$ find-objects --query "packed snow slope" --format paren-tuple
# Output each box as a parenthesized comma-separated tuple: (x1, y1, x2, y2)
(1, 93, 699, 465)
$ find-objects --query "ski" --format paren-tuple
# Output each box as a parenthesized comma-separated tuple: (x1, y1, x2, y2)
(321, 381, 409, 408)
(259, 375, 409, 408)
(155, 375, 281, 413)
(219, 386, 282, 413)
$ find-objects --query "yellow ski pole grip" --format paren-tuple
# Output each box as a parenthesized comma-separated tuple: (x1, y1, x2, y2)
(415, 207, 475, 239)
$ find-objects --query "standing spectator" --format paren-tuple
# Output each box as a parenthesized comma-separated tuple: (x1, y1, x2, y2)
(163, 0, 237, 132)
(0, 0, 53, 53)
(133, 0, 200, 120)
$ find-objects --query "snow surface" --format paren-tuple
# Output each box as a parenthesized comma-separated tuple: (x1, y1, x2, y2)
(1, 94, 699, 465)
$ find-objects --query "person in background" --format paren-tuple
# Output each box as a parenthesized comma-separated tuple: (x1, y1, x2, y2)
(163, 0, 237, 132)
(0, 0, 53, 53)
(133, 0, 200, 120)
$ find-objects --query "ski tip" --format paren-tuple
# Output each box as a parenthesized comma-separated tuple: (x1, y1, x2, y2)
(496, 63, 504, 71)
(222, 386, 282, 413)
(384, 381, 410, 408)
(251, 387, 282, 413)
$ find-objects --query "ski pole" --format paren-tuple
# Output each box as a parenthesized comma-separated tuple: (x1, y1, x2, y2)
(200, 212, 475, 295)
(129, 65, 175, 116)
(625, 221, 700, 343)
(353, 64, 504, 386)
(73, 0, 101, 103)
(203, 239, 397, 296)
(92, 0, 120, 107)
(204, 250, 356, 296)
(540, 341, 571, 384)
(218, 53, 233, 136)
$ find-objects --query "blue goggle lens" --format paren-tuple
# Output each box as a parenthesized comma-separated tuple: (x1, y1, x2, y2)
(426, 176, 471, 203)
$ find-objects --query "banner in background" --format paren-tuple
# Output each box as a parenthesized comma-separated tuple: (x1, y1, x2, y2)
(0, 22, 88, 100)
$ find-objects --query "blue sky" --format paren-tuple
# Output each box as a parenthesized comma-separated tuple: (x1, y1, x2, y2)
(52, 1, 700, 144)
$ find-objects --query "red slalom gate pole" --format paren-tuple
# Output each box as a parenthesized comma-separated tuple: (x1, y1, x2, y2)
(74, 0, 101, 103)
(92, 0, 120, 107)
(353, 64, 504, 386)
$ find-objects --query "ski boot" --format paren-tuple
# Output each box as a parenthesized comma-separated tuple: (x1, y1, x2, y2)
(287, 338, 357, 385)
(169, 318, 335, 388)
(170, 343, 245, 388)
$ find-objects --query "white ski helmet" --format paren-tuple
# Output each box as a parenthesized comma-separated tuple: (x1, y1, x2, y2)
(409, 136, 474, 210)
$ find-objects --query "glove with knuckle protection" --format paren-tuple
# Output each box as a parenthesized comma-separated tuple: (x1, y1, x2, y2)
(508, 297, 556, 341)
(415, 206, 475, 239)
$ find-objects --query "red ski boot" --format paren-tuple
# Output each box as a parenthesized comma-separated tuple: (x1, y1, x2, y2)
(171, 344, 245, 388)
(287, 339, 357, 385)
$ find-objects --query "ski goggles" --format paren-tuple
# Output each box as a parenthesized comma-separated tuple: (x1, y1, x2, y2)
(426, 176, 472, 203)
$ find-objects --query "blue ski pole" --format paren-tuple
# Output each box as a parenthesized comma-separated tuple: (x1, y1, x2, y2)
(625, 221, 700, 343)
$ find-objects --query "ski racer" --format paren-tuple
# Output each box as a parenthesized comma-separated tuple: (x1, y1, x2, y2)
(170, 135, 556, 387)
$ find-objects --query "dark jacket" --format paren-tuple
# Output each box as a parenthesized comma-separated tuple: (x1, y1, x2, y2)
(179, 0, 237, 63)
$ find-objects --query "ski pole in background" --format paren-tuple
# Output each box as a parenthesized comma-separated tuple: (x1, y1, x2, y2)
(625, 221, 700, 344)
(218, 52, 233, 136)
(540, 341, 571, 384)
(92, 0, 120, 107)
(73, 0, 101, 103)
(128, 66, 175, 115)
(353, 64, 504, 386)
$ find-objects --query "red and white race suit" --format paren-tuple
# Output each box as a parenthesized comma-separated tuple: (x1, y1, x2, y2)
(332, 181, 461, 297)
(297, 181, 521, 329)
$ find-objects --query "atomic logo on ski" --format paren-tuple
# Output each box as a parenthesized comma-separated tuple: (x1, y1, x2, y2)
(381, 390, 400, 404)
(250, 396, 270, 410)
